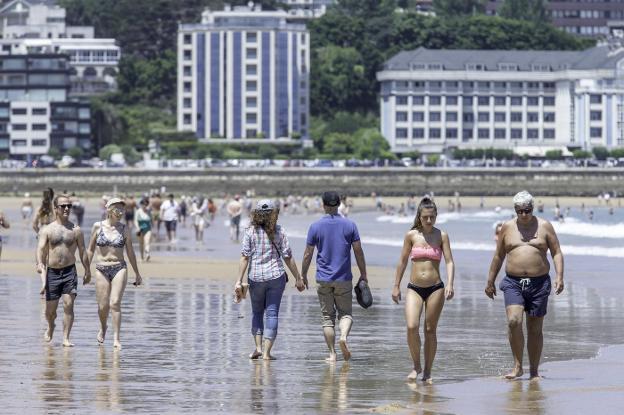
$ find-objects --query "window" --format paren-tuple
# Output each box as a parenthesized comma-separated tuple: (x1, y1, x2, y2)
(498, 63, 517, 71)
(11, 139, 27, 146)
(246, 64, 257, 75)
(79, 123, 90, 134)
(183, 81, 191, 93)
(0, 107, 8, 117)
(11, 124, 26, 130)
(32, 108, 47, 115)
(429, 128, 441, 139)
(590, 94, 602, 104)
(510, 96, 522, 106)
(494, 129, 506, 139)
(494, 82, 506, 89)
(511, 128, 522, 139)
(32, 124, 47, 131)
(462, 129, 473, 139)
(527, 97, 539, 106)
(247, 32, 257, 43)
(510, 112, 522, 122)
(183, 114, 191, 124)
(445, 81, 459, 88)
(527, 82, 540, 90)
(544, 129, 555, 139)
(429, 96, 441, 106)
(246, 97, 257, 107)
(526, 128, 538, 139)
(183, 66, 191, 76)
(446, 96, 458, 105)
(246, 113, 257, 123)
(413, 96, 424, 105)
(478, 112, 489, 122)
(12, 108, 27, 115)
(246, 48, 257, 59)
(183, 50, 192, 61)
(527, 112, 539, 122)
(183, 34, 192, 44)
(183, 98, 191, 108)
(430, 112, 441, 122)
(446, 112, 458, 122)
(246, 80, 257, 91)
(246, 129, 257, 137)
(463, 96, 473, 106)
(32, 139, 46, 146)
(477, 82, 490, 89)
(413, 128, 424, 139)
(510, 81, 523, 90)
(478, 96, 489, 106)
(478, 129, 489, 139)
(590, 111, 602, 121)
(396, 111, 408, 122)
(463, 113, 474, 122)
(429, 81, 442, 89)
(494, 112, 506, 122)
(396, 96, 408, 105)
(494, 96, 506, 106)
(543, 97, 555, 106)
(590, 127, 602, 138)
(544, 112, 555, 122)
(446, 128, 458, 139)
(412, 112, 424, 122)
(396, 128, 408, 138)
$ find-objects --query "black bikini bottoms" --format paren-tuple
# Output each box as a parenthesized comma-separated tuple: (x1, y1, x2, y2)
(407, 281, 445, 301)
(96, 261, 127, 281)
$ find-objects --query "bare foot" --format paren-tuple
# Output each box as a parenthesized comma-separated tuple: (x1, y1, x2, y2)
(504, 367, 524, 380)
(249, 350, 262, 359)
(407, 370, 419, 381)
(44, 323, 55, 342)
(97, 326, 107, 344)
(113, 340, 122, 350)
(262, 354, 276, 361)
(421, 374, 433, 385)
(339, 338, 351, 361)
(325, 353, 337, 363)
(62, 339, 74, 347)
(529, 374, 542, 382)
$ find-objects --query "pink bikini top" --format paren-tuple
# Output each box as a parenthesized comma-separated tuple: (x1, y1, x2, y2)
(410, 246, 442, 262)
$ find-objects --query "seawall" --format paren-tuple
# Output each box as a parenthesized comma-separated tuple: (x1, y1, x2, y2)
(0, 168, 622, 196)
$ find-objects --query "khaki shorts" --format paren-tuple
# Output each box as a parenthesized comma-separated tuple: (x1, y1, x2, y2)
(317, 280, 353, 327)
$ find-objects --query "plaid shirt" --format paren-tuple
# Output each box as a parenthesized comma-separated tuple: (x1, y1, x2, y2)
(241, 225, 292, 282)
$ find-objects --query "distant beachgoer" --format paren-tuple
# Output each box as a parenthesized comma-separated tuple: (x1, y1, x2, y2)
(87, 197, 143, 349)
(124, 195, 137, 230)
(160, 193, 179, 244)
(235, 199, 305, 360)
(36, 194, 91, 347)
(581, 202, 585, 213)
(301, 191, 368, 362)
(494, 221, 504, 241)
(207, 198, 217, 222)
(588, 210, 594, 221)
(134, 198, 152, 262)
(479, 196, 484, 209)
(407, 195, 416, 215)
(227, 195, 243, 242)
(21, 192, 33, 221)
(537, 201, 544, 213)
(149, 193, 163, 235)
(190, 197, 208, 243)
(338, 195, 350, 217)
(392, 196, 455, 383)
(179, 195, 188, 227)
(71, 193, 85, 227)
(0, 210, 9, 261)
(33, 188, 55, 234)
(485, 190, 564, 381)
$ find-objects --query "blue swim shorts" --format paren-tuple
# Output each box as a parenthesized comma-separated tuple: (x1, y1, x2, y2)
(500, 274, 551, 317)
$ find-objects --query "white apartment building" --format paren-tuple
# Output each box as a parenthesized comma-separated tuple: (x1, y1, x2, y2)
(377, 46, 624, 153)
(0, 0, 120, 95)
(283, 0, 335, 20)
(178, 5, 310, 143)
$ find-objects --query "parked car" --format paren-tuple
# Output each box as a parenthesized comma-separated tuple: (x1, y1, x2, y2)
(315, 159, 334, 168)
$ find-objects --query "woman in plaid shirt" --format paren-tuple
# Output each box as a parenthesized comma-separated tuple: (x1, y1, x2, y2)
(235, 199, 306, 360)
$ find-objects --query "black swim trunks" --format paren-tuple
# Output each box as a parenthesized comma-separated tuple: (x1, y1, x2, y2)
(46, 264, 78, 301)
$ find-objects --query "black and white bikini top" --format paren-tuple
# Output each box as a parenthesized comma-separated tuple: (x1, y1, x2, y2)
(96, 222, 126, 248)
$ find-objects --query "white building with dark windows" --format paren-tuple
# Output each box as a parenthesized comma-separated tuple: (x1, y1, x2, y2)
(284, 0, 335, 20)
(0, 0, 120, 95)
(377, 46, 624, 153)
(177, 5, 310, 143)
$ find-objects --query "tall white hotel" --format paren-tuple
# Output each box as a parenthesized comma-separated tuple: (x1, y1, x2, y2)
(377, 45, 624, 153)
(177, 5, 310, 143)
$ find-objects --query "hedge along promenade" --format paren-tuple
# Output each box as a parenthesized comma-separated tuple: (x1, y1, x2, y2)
(0, 168, 623, 196)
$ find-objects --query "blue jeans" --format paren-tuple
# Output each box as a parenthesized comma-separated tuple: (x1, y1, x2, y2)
(249, 274, 286, 341)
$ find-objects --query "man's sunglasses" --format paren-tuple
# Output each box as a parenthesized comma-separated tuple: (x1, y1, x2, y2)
(515, 207, 533, 214)
(57, 204, 73, 209)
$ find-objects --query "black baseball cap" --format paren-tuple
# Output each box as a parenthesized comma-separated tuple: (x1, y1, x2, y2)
(322, 191, 340, 207)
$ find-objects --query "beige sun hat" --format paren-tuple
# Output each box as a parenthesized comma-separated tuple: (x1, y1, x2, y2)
(105, 197, 126, 209)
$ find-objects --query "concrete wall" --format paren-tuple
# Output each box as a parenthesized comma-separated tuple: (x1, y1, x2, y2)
(1, 168, 623, 196)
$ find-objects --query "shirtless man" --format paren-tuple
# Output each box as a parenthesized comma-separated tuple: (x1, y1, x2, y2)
(36, 194, 91, 347)
(227, 195, 243, 242)
(485, 190, 564, 381)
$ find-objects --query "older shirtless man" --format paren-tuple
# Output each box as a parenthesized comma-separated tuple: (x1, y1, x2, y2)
(485, 190, 564, 380)
(37, 194, 91, 346)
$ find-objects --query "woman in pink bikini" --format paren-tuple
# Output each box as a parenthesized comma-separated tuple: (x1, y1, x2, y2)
(391, 196, 455, 383)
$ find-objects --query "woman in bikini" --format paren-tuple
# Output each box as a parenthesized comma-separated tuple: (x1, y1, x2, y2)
(87, 197, 143, 349)
(392, 196, 455, 383)
(33, 187, 56, 296)
(134, 198, 152, 261)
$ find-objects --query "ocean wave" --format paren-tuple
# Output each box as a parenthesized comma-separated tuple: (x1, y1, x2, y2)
(552, 219, 624, 239)
(376, 209, 515, 225)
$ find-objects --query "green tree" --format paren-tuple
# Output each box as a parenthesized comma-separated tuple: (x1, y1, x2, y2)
(499, 0, 549, 24)
(67, 146, 84, 160)
(323, 132, 353, 158)
(99, 144, 122, 161)
(572, 149, 592, 159)
(545, 149, 563, 160)
(352, 128, 394, 159)
(610, 148, 624, 158)
(48, 147, 61, 160)
(258, 144, 278, 159)
(592, 146, 609, 160)
(120, 144, 142, 165)
(433, 0, 485, 17)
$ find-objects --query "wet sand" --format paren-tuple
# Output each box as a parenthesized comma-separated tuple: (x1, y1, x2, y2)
(1, 197, 623, 414)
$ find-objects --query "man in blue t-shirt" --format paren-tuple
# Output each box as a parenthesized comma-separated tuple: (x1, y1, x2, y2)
(302, 191, 368, 362)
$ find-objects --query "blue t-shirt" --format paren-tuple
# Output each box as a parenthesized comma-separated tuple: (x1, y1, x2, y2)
(306, 214, 360, 282)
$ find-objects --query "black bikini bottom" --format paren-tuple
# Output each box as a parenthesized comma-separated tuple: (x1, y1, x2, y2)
(96, 261, 127, 281)
(407, 281, 445, 301)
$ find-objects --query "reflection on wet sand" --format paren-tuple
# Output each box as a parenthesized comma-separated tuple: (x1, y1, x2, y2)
(320, 363, 350, 412)
(95, 348, 122, 412)
(250, 360, 278, 413)
(40, 346, 74, 411)
(504, 379, 545, 415)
